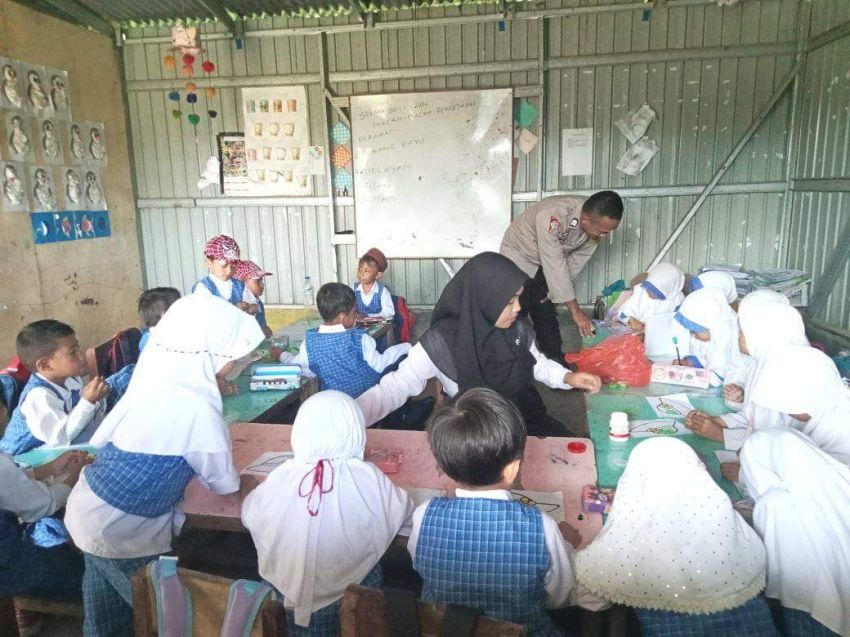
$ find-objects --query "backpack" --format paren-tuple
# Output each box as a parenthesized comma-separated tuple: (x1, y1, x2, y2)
(94, 328, 142, 378)
(392, 295, 416, 344)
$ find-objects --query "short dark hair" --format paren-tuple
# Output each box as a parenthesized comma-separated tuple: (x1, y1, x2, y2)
(358, 255, 381, 270)
(316, 283, 356, 321)
(16, 319, 75, 369)
(138, 287, 181, 328)
(427, 388, 526, 486)
(583, 190, 624, 221)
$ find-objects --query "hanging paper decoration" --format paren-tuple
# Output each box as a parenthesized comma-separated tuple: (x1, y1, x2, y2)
(188, 114, 200, 126)
(182, 54, 195, 66)
(331, 145, 352, 168)
(181, 65, 194, 78)
(202, 60, 215, 73)
(205, 87, 216, 98)
(187, 93, 198, 104)
(171, 25, 203, 56)
(163, 55, 176, 69)
(331, 122, 351, 145)
(185, 82, 197, 92)
(172, 109, 182, 119)
(168, 91, 180, 102)
(333, 170, 353, 194)
(160, 25, 219, 129)
(208, 110, 218, 118)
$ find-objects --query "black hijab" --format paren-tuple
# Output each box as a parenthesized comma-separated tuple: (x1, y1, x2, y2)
(420, 252, 535, 401)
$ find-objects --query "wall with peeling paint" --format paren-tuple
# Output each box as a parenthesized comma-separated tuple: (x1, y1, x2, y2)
(0, 1, 144, 361)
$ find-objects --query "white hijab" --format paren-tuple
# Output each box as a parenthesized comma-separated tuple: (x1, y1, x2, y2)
(241, 391, 413, 627)
(619, 263, 685, 324)
(741, 428, 850, 636)
(676, 288, 744, 384)
(693, 270, 738, 303)
(734, 292, 808, 430)
(89, 294, 264, 455)
(749, 345, 850, 465)
(576, 438, 766, 614)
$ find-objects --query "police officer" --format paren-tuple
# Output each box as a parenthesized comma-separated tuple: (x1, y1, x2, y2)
(500, 190, 623, 360)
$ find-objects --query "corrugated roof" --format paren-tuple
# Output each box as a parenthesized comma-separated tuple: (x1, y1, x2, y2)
(72, 0, 515, 26)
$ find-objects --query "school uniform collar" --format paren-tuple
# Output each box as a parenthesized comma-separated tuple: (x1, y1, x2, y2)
(455, 488, 510, 501)
(317, 324, 346, 333)
(34, 373, 82, 395)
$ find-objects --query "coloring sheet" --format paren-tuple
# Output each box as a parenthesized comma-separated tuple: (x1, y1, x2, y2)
(240, 451, 294, 477)
(629, 418, 689, 438)
(646, 393, 695, 419)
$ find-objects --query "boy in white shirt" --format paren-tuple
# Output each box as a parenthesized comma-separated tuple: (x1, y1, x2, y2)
(353, 247, 394, 318)
(0, 320, 109, 455)
(282, 283, 410, 398)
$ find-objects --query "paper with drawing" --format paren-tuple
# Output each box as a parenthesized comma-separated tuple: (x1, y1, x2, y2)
(646, 393, 695, 419)
(629, 419, 689, 438)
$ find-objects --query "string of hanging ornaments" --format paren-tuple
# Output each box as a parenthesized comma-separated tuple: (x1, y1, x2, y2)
(163, 26, 218, 136)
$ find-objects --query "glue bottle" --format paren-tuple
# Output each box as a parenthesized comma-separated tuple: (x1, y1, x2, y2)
(609, 411, 630, 442)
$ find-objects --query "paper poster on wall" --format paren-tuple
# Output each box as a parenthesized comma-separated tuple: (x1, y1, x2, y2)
(29, 165, 56, 211)
(241, 86, 311, 196)
(217, 132, 250, 196)
(43, 67, 71, 119)
(21, 64, 52, 117)
(0, 161, 29, 212)
(561, 128, 593, 176)
(38, 118, 64, 164)
(4, 112, 34, 161)
(0, 58, 24, 110)
(617, 137, 659, 177)
(82, 169, 106, 211)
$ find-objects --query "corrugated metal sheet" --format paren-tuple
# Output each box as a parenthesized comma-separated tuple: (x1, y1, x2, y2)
(808, 0, 850, 40)
(786, 29, 850, 330)
(128, 0, 804, 307)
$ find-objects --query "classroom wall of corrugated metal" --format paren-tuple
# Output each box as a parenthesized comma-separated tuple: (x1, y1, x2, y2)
(785, 0, 850, 330)
(124, 0, 833, 316)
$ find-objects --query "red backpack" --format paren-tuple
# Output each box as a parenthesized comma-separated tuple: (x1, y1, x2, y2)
(391, 295, 416, 343)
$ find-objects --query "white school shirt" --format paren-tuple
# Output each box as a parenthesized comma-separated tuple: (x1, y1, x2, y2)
(0, 454, 70, 522)
(65, 451, 238, 559)
(407, 489, 608, 611)
(192, 275, 259, 305)
(354, 282, 395, 318)
(281, 324, 411, 378)
(20, 374, 105, 447)
(357, 340, 574, 427)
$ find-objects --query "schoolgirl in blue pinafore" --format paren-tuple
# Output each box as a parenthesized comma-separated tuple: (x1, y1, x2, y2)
(64, 294, 265, 637)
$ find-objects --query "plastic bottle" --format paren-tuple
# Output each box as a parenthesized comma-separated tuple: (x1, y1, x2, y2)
(302, 275, 314, 306)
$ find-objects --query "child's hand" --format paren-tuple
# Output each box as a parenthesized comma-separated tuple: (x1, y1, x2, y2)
(684, 410, 725, 441)
(724, 383, 744, 403)
(565, 372, 602, 394)
(35, 450, 88, 481)
(263, 326, 273, 338)
(720, 461, 740, 483)
(217, 378, 239, 396)
(83, 376, 110, 403)
(558, 521, 582, 549)
(677, 358, 692, 367)
(627, 318, 645, 333)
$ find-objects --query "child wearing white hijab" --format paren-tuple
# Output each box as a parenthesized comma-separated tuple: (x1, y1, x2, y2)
(618, 263, 685, 331)
(685, 291, 808, 451)
(690, 270, 739, 304)
(741, 428, 850, 637)
(65, 295, 264, 636)
(576, 438, 774, 637)
(748, 345, 850, 465)
(242, 390, 413, 635)
(674, 287, 746, 387)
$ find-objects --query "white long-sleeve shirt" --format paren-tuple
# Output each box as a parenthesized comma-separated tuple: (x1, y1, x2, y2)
(193, 275, 259, 305)
(353, 282, 395, 318)
(407, 489, 608, 611)
(21, 375, 105, 447)
(65, 450, 238, 559)
(357, 340, 574, 426)
(0, 454, 70, 522)
(280, 324, 411, 378)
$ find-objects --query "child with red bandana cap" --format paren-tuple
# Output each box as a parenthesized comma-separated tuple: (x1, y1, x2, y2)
(233, 260, 274, 338)
(192, 235, 259, 315)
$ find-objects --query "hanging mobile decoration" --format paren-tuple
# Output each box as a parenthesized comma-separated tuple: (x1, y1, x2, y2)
(160, 24, 219, 128)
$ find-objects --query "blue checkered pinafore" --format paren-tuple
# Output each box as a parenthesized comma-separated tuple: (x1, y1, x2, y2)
(304, 328, 381, 398)
(192, 276, 245, 305)
(0, 375, 82, 455)
(415, 497, 558, 636)
(354, 282, 384, 315)
(85, 443, 195, 517)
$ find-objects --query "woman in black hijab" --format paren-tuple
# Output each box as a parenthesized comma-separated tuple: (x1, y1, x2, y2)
(356, 252, 601, 434)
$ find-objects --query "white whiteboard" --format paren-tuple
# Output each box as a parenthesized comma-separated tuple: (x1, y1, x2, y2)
(351, 89, 513, 259)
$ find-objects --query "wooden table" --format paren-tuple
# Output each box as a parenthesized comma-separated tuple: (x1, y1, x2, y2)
(182, 423, 604, 548)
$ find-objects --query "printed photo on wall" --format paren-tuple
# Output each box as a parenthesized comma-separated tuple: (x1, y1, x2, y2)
(217, 132, 251, 197)
(0, 161, 29, 213)
(83, 169, 105, 210)
(29, 165, 56, 211)
(68, 122, 88, 163)
(31, 211, 75, 244)
(0, 58, 24, 110)
(5, 112, 34, 161)
(63, 167, 83, 207)
(39, 118, 64, 164)
(240, 85, 310, 196)
(21, 64, 52, 117)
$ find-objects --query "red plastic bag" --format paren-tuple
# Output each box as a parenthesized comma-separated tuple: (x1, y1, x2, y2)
(564, 335, 651, 386)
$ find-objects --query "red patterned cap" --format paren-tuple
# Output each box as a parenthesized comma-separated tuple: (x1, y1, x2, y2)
(364, 247, 388, 272)
(204, 235, 240, 262)
(232, 260, 273, 281)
